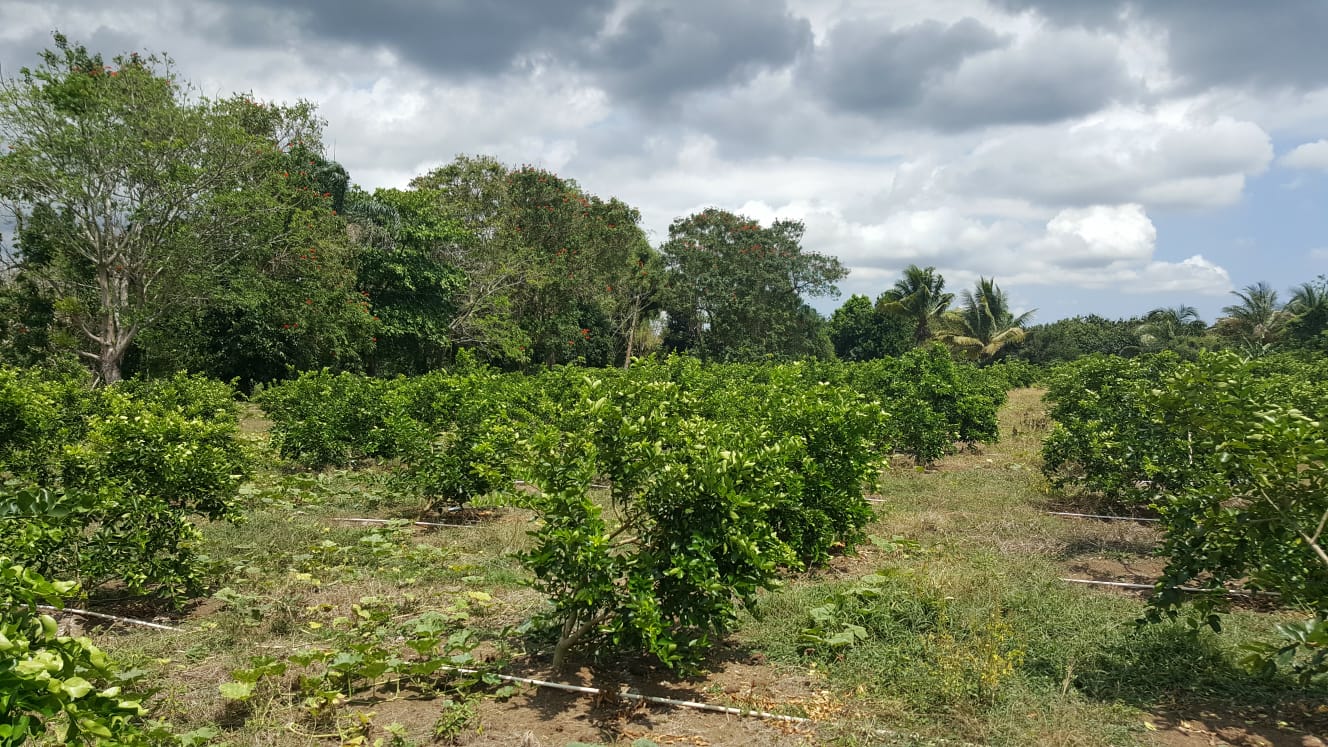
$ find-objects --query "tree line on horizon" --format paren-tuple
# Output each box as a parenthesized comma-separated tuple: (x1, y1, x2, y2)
(0, 36, 1324, 387)
(829, 267, 1328, 367)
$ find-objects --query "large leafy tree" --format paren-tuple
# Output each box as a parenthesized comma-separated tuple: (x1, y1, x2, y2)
(410, 155, 533, 364)
(346, 187, 467, 375)
(877, 265, 954, 344)
(660, 208, 844, 360)
(504, 166, 655, 366)
(125, 100, 375, 386)
(0, 36, 288, 383)
(410, 156, 659, 368)
(827, 293, 911, 361)
(942, 277, 1034, 362)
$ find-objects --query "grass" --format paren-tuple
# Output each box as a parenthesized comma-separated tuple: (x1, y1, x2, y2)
(735, 388, 1328, 745)
(88, 387, 1327, 746)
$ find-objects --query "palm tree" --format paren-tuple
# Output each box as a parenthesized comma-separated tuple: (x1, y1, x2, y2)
(877, 265, 954, 344)
(1134, 305, 1204, 351)
(1287, 281, 1328, 316)
(1221, 281, 1290, 346)
(941, 277, 1035, 362)
(1286, 279, 1328, 347)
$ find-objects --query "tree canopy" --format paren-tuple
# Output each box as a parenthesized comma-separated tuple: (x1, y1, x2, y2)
(0, 36, 302, 382)
(659, 208, 845, 361)
(942, 277, 1035, 362)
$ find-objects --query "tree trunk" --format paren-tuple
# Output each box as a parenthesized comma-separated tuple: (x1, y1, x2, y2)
(99, 347, 123, 384)
(94, 264, 130, 385)
(551, 610, 608, 670)
(622, 305, 638, 369)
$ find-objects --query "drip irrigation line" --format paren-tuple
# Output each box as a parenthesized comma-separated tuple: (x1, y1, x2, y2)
(35, 604, 182, 632)
(1046, 511, 1158, 522)
(1060, 578, 1280, 598)
(440, 666, 984, 746)
(330, 517, 481, 529)
(446, 666, 809, 723)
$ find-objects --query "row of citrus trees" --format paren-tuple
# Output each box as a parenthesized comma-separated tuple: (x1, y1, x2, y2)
(256, 347, 1010, 669)
(0, 348, 1010, 739)
(1042, 351, 1328, 682)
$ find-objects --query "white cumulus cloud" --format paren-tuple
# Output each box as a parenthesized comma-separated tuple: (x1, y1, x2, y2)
(1279, 140, 1328, 171)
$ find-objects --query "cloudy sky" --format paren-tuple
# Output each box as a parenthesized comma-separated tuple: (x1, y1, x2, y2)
(3, 0, 1326, 322)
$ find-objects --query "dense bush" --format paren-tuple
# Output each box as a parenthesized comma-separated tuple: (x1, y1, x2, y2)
(256, 369, 425, 467)
(815, 346, 1006, 463)
(0, 367, 248, 598)
(1041, 353, 1186, 502)
(254, 353, 1007, 670)
(116, 371, 240, 426)
(982, 358, 1038, 389)
(390, 368, 527, 509)
(1041, 352, 1328, 680)
(0, 366, 108, 481)
(520, 404, 795, 671)
(516, 357, 900, 670)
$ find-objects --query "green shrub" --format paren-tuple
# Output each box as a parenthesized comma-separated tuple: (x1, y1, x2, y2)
(389, 369, 530, 508)
(0, 367, 249, 598)
(0, 366, 106, 481)
(0, 558, 151, 744)
(983, 358, 1038, 389)
(521, 419, 793, 672)
(116, 370, 240, 426)
(257, 370, 424, 467)
(1042, 351, 1328, 681)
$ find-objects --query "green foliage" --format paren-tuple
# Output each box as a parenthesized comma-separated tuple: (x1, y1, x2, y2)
(941, 277, 1034, 362)
(1240, 616, 1328, 686)
(0, 35, 316, 384)
(1041, 353, 1187, 502)
(827, 294, 912, 361)
(660, 208, 844, 361)
(1285, 276, 1328, 352)
(748, 376, 883, 565)
(1043, 351, 1328, 681)
(819, 345, 1006, 463)
(1220, 281, 1290, 348)
(0, 366, 248, 597)
(0, 365, 105, 480)
(512, 353, 1003, 671)
(406, 155, 661, 369)
(115, 372, 240, 426)
(1012, 315, 1142, 365)
(520, 422, 792, 672)
(390, 368, 523, 509)
(257, 370, 423, 467)
(350, 187, 468, 375)
(0, 558, 150, 745)
(877, 265, 954, 345)
(127, 107, 376, 389)
(982, 359, 1038, 389)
